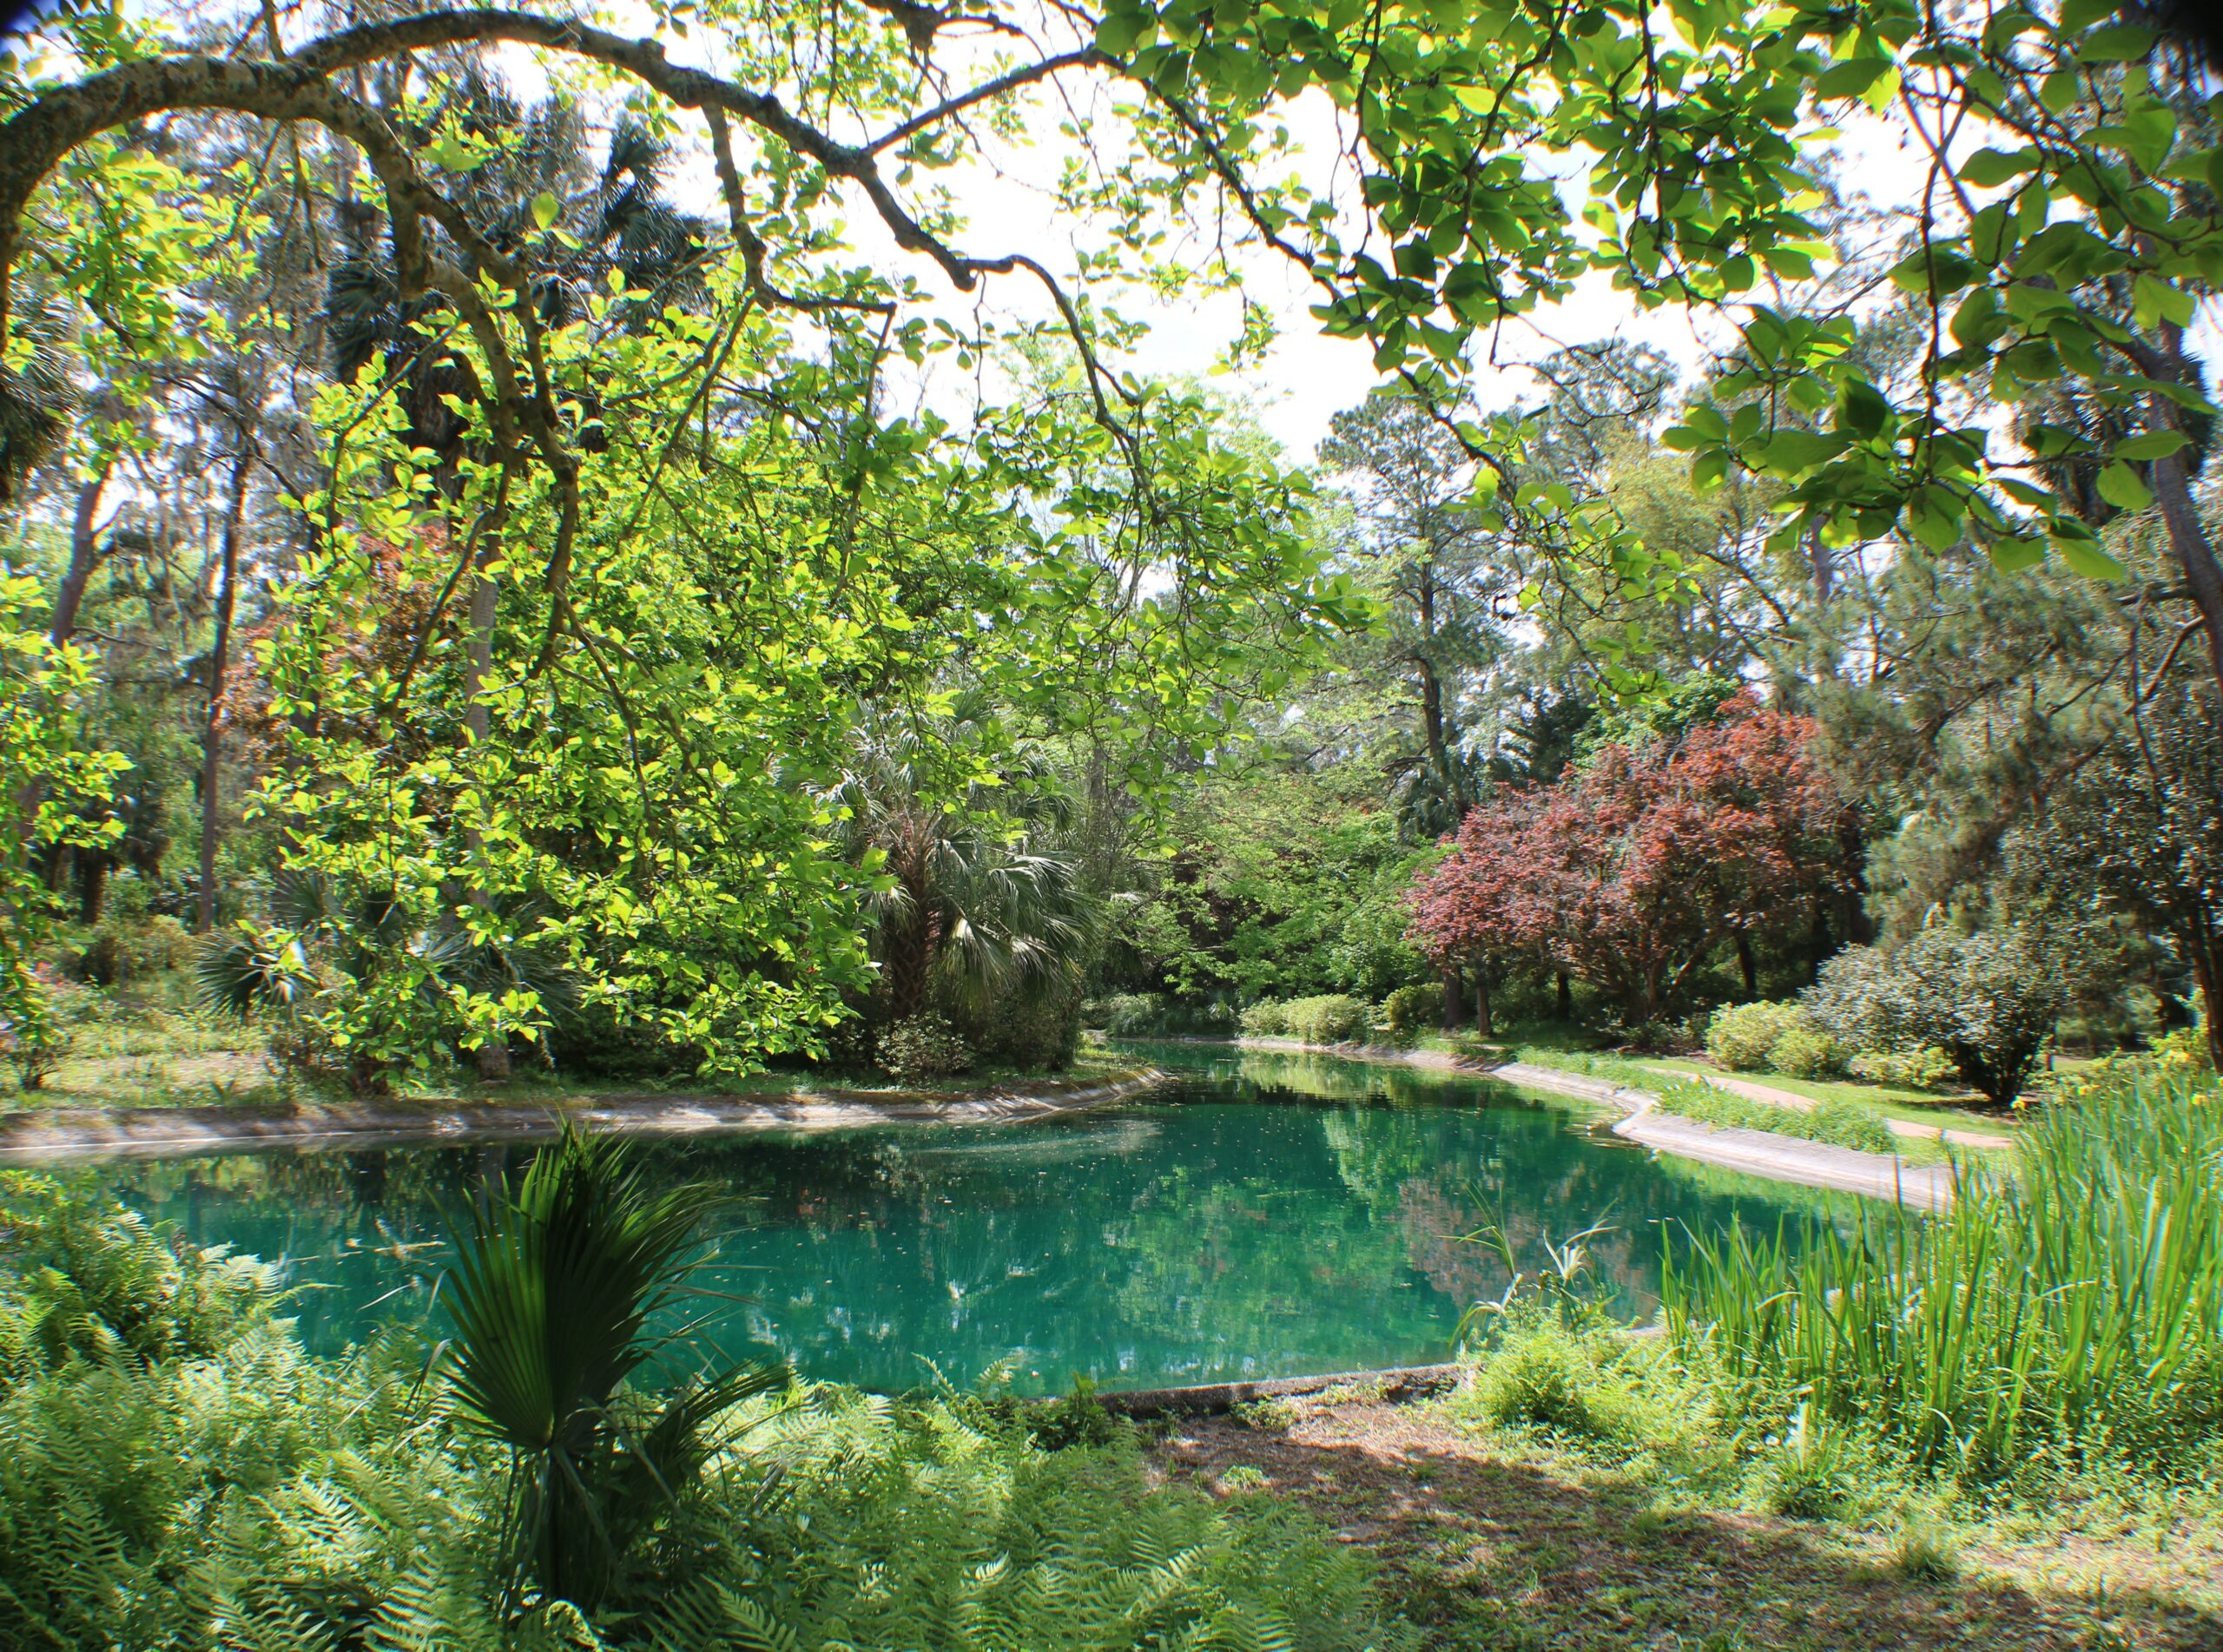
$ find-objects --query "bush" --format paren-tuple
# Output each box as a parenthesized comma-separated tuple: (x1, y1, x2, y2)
(876, 1012, 973, 1081)
(1239, 999, 1291, 1037)
(1804, 926, 2063, 1107)
(68, 915, 195, 988)
(1705, 1000, 1806, 1071)
(1376, 982, 1443, 1042)
(960, 986, 1081, 1071)
(1464, 1318, 1670, 1449)
(1770, 1025, 1846, 1079)
(1847, 1044, 1956, 1090)
(1283, 994, 1371, 1045)
(1085, 992, 1170, 1035)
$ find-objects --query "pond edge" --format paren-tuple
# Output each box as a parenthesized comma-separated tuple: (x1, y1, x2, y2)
(0, 1067, 1173, 1164)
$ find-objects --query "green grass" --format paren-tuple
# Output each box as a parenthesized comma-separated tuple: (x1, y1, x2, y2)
(1649, 1075, 1916, 1158)
(1639, 1056, 2020, 1137)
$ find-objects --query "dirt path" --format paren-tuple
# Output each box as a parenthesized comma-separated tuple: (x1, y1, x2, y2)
(1154, 1391, 2223, 1651)
(1646, 1066, 2016, 1150)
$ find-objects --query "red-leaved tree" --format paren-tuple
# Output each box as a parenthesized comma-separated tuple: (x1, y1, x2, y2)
(1408, 698, 1850, 1029)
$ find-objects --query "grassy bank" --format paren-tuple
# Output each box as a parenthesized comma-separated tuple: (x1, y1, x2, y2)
(1160, 1056, 2223, 1648)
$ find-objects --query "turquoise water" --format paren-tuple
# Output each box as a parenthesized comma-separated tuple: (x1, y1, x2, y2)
(76, 1043, 1845, 1394)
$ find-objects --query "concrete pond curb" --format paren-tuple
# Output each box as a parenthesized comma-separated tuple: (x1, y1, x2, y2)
(1235, 1037, 1959, 1211)
(0, 1069, 1173, 1164)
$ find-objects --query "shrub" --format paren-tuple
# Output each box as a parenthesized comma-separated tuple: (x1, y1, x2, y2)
(1804, 927, 2063, 1107)
(1239, 999, 1292, 1037)
(960, 986, 1081, 1071)
(1282, 994, 1370, 1045)
(1376, 982, 1443, 1041)
(1770, 1025, 1846, 1080)
(1705, 1000, 1806, 1071)
(1085, 991, 1169, 1034)
(1847, 1044, 1956, 1090)
(1465, 1317, 1665, 1448)
(876, 1012, 973, 1081)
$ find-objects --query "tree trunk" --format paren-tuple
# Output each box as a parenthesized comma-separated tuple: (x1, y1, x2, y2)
(2144, 339, 2223, 713)
(197, 447, 253, 934)
(1472, 954, 1494, 1040)
(1735, 931, 1758, 1000)
(2187, 922, 2223, 1076)
(77, 855, 107, 924)
(47, 464, 110, 647)
(462, 556, 511, 1080)
(1555, 970, 1573, 1022)
(1415, 654, 1464, 818)
(1440, 962, 1463, 1032)
(886, 903, 934, 1020)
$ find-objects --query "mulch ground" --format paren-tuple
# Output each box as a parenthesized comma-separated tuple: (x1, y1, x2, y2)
(1151, 1392, 2223, 1651)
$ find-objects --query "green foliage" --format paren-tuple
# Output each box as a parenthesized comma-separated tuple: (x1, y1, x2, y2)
(875, 1011, 974, 1082)
(1120, 768, 1434, 1008)
(1804, 928, 2063, 1106)
(67, 913, 190, 987)
(1663, 1064, 2223, 1482)
(1376, 982, 1443, 1042)
(2, 572, 130, 1089)
(1704, 1001, 1807, 1072)
(1654, 1078, 1895, 1155)
(1238, 1000, 1292, 1037)
(1280, 995, 1371, 1046)
(1846, 1045, 1956, 1091)
(439, 1129, 782, 1612)
(0, 1169, 1412, 1649)
(0, 1173, 274, 1373)
(1083, 992, 1234, 1038)
(1768, 1026, 1845, 1081)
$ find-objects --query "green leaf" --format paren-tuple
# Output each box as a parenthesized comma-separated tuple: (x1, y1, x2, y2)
(1961, 147, 2037, 189)
(531, 191, 561, 232)
(2114, 430, 2187, 461)
(2055, 534, 2127, 578)
(2095, 461, 2154, 511)
(2080, 23, 2154, 63)
(1814, 58, 1892, 101)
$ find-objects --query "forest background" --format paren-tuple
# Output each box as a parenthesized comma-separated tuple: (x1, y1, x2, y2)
(3, 0, 2221, 1105)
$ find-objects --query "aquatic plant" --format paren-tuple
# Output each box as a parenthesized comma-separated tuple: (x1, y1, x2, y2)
(1662, 1065, 2223, 1480)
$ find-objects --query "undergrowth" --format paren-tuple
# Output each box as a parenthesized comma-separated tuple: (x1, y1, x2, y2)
(1447, 1060, 2223, 1541)
(0, 1172, 1413, 1650)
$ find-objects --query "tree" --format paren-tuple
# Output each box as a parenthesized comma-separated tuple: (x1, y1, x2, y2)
(1316, 389, 1511, 836)
(1, 572, 129, 1085)
(1408, 698, 1849, 1028)
(2024, 677, 2223, 1071)
(826, 704, 1091, 1030)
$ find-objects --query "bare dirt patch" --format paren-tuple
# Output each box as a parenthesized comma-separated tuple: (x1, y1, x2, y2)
(1152, 1392, 2223, 1651)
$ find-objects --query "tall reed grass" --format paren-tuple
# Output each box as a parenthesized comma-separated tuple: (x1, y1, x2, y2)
(1660, 1066, 2223, 1479)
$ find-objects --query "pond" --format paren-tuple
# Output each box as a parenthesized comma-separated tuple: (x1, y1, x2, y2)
(76, 1043, 1850, 1395)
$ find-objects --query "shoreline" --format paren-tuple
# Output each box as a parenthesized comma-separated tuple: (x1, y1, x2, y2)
(1229, 1035, 1957, 1210)
(0, 1067, 1171, 1164)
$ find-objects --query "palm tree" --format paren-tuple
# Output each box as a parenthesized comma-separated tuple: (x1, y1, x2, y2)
(439, 1129, 786, 1612)
(825, 701, 1092, 1025)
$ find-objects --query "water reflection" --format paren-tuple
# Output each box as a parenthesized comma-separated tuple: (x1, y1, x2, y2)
(75, 1044, 1847, 1393)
